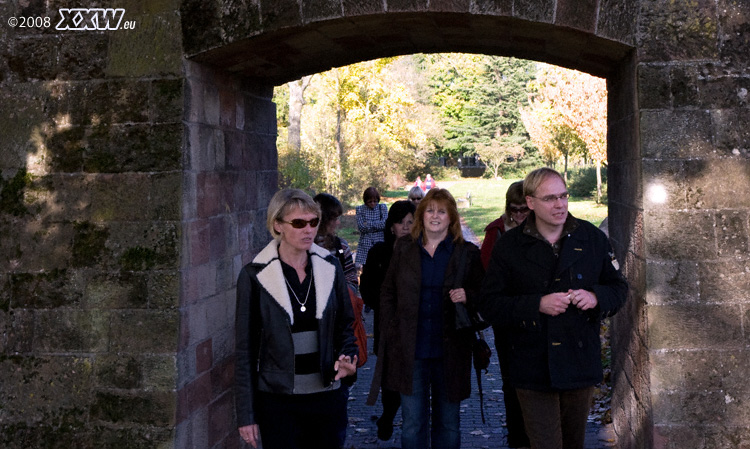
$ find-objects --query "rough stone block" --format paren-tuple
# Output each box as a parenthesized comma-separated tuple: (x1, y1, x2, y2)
(150, 78, 184, 123)
(148, 172, 181, 221)
(208, 391, 234, 447)
(35, 310, 110, 352)
(10, 269, 84, 308)
(180, 0, 223, 54)
(649, 351, 683, 390)
(260, 0, 302, 30)
(653, 424, 705, 449)
(196, 338, 213, 374)
(7, 36, 59, 81)
(638, 64, 671, 109)
(343, 0, 385, 14)
(107, 221, 179, 271)
(640, 110, 714, 159)
(429, 0, 470, 12)
(716, 211, 749, 257)
(555, 0, 596, 32)
(712, 109, 750, 154)
(142, 354, 177, 390)
(110, 310, 179, 353)
(86, 271, 148, 309)
(596, 0, 638, 44)
(301, 0, 341, 20)
(670, 65, 701, 108)
(638, 0, 719, 62)
(718, 0, 750, 74)
(147, 270, 180, 309)
(513, 0, 553, 22)
(5, 309, 34, 353)
(91, 390, 175, 426)
(89, 174, 151, 221)
(89, 426, 174, 449)
(681, 349, 750, 392)
(686, 159, 750, 209)
(645, 260, 699, 305)
(105, 12, 182, 77)
(648, 303, 742, 349)
(58, 34, 108, 81)
(700, 259, 750, 304)
(644, 210, 716, 260)
(95, 354, 144, 389)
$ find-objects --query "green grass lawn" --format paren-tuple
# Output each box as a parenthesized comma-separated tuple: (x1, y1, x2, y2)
(339, 179, 609, 253)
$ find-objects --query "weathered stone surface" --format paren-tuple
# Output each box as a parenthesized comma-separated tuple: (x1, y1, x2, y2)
(645, 210, 716, 260)
(718, 0, 750, 75)
(342, 0, 385, 15)
(106, 12, 183, 77)
(91, 390, 175, 426)
(260, 0, 302, 30)
(712, 109, 750, 155)
(10, 269, 84, 308)
(597, 0, 638, 44)
(640, 110, 714, 159)
(638, 64, 671, 109)
(700, 259, 750, 303)
(646, 260, 700, 305)
(638, 0, 719, 62)
(648, 304, 743, 349)
(301, 0, 341, 21)
(470, 0, 512, 14)
(110, 310, 179, 353)
(555, 0, 596, 32)
(513, 0, 554, 22)
(35, 310, 110, 352)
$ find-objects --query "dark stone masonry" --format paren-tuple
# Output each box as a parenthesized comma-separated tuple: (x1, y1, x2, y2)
(0, 0, 748, 448)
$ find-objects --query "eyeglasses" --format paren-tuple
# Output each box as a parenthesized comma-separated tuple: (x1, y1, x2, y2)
(509, 206, 529, 213)
(533, 192, 570, 203)
(280, 218, 320, 228)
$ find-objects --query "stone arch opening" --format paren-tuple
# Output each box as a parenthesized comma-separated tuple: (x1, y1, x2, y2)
(179, 9, 644, 448)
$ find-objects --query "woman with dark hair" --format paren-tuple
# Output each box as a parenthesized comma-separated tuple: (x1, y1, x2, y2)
(368, 189, 484, 449)
(479, 181, 530, 269)
(360, 200, 416, 440)
(313, 193, 358, 291)
(235, 189, 359, 449)
(478, 180, 531, 448)
(355, 186, 388, 268)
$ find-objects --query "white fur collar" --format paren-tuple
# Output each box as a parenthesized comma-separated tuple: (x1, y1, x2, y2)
(253, 241, 336, 324)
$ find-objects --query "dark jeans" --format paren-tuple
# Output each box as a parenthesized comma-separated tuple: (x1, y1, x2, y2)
(255, 388, 348, 449)
(516, 386, 595, 449)
(400, 358, 461, 449)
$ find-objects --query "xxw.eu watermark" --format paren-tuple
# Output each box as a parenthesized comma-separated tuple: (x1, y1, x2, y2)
(7, 8, 136, 30)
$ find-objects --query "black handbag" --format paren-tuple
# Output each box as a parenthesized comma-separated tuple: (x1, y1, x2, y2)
(452, 244, 489, 332)
(472, 330, 492, 424)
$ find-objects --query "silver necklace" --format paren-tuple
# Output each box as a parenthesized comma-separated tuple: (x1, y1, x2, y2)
(284, 271, 313, 312)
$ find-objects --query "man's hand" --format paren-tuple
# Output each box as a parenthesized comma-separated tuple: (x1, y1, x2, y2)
(568, 289, 598, 311)
(540, 292, 571, 316)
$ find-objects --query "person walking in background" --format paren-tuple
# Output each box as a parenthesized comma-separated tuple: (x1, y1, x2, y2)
(368, 188, 484, 449)
(313, 193, 358, 291)
(478, 180, 531, 448)
(355, 187, 388, 268)
(235, 189, 359, 449)
(477, 168, 628, 449)
(424, 174, 437, 191)
(408, 185, 425, 206)
(360, 200, 416, 440)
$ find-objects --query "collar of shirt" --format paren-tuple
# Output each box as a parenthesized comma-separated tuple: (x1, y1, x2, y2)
(523, 212, 579, 254)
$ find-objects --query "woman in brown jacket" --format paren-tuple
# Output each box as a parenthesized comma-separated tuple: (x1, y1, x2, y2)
(368, 188, 484, 449)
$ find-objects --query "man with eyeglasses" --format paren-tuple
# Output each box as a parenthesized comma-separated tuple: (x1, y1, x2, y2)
(477, 168, 628, 449)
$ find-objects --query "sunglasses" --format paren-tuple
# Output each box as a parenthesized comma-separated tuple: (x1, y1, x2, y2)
(509, 206, 529, 213)
(280, 218, 320, 229)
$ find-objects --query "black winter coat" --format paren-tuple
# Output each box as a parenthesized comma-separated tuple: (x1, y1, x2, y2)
(478, 215, 628, 391)
(234, 241, 358, 427)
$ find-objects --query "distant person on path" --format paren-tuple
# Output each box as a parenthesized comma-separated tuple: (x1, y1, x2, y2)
(414, 176, 424, 191)
(478, 180, 531, 448)
(355, 187, 388, 268)
(424, 174, 437, 191)
(368, 188, 484, 449)
(477, 168, 628, 449)
(408, 185, 424, 206)
(234, 189, 358, 449)
(360, 200, 416, 441)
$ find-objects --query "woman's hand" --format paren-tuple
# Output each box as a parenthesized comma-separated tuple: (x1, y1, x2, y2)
(449, 288, 467, 304)
(239, 424, 260, 448)
(334, 354, 358, 380)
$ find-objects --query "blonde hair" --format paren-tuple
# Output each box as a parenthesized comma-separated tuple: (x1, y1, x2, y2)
(411, 188, 465, 244)
(523, 168, 566, 198)
(266, 189, 321, 240)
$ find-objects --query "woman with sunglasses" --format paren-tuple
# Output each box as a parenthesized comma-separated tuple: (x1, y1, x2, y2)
(235, 188, 359, 449)
(479, 181, 530, 269)
(478, 180, 531, 448)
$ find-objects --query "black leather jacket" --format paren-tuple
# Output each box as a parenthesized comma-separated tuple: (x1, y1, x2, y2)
(234, 241, 358, 427)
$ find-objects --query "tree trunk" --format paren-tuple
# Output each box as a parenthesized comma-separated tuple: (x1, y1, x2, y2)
(595, 159, 603, 203)
(288, 75, 312, 154)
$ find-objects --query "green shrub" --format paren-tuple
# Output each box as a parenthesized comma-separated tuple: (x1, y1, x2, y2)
(567, 166, 607, 199)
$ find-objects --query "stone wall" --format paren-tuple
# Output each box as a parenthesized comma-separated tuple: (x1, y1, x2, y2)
(175, 61, 277, 448)
(3, 0, 750, 448)
(0, 0, 184, 447)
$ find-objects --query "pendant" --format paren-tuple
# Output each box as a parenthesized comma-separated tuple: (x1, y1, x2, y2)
(300, 306, 306, 312)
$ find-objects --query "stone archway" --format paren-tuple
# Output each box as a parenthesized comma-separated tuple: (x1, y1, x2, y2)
(178, 5, 645, 448)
